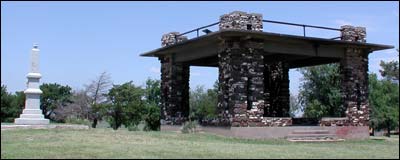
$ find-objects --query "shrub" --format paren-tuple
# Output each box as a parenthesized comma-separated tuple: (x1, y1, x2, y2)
(143, 103, 160, 131)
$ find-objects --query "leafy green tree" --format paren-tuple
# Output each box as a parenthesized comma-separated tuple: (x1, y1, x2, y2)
(379, 49, 399, 82)
(106, 81, 145, 130)
(1, 85, 24, 122)
(40, 83, 73, 121)
(297, 63, 344, 118)
(369, 74, 399, 137)
(190, 80, 218, 123)
(370, 50, 399, 136)
(143, 78, 161, 131)
(1, 85, 13, 122)
(144, 78, 161, 106)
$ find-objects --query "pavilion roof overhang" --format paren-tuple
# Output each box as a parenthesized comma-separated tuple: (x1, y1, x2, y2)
(140, 30, 394, 68)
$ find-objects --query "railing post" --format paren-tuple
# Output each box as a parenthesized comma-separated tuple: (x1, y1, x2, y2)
(197, 29, 199, 37)
(303, 25, 306, 37)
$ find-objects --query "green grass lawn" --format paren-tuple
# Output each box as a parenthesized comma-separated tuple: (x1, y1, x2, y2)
(1, 128, 399, 159)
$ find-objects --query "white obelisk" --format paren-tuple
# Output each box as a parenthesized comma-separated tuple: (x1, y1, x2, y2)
(14, 44, 49, 125)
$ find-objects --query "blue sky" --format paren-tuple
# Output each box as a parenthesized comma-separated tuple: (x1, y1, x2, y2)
(1, 1, 399, 95)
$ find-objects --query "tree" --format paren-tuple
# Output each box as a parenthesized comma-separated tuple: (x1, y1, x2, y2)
(1, 85, 13, 122)
(370, 49, 400, 137)
(289, 94, 300, 117)
(190, 80, 218, 123)
(106, 81, 145, 130)
(11, 91, 26, 118)
(297, 63, 344, 118)
(143, 78, 161, 131)
(52, 89, 92, 122)
(85, 71, 112, 128)
(40, 83, 73, 121)
(379, 49, 399, 82)
(1, 85, 24, 122)
(369, 74, 399, 137)
(144, 78, 161, 106)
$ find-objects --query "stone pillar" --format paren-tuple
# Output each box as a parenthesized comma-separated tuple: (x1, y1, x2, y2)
(340, 25, 369, 126)
(217, 50, 232, 126)
(264, 61, 290, 117)
(216, 11, 265, 127)
(218, 38, 265, 127)
(15, 44, 49, 125)
(160, 32, 189, 125)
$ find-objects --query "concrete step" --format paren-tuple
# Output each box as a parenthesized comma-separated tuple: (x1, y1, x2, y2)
(287, 138, 345, 142)
(292, 130, 330, 134)
(287, 129, 344, 142)
(285, 134, 336, 138)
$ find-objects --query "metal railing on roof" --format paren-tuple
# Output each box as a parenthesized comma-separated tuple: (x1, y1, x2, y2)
(174, 19, 343, 43)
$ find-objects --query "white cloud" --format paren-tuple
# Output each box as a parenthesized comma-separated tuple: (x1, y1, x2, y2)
(334, 19, 352, 26)
(149, 67, 160, 74)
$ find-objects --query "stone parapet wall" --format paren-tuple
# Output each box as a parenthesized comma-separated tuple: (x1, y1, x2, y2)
(234, 116, 293, 127)
(161, 32, 188, 47)
(262, 117, 292, 127)
(319, 117, 349, 126)
(341, 25, 366, 43)
(219, 11, 263, 31)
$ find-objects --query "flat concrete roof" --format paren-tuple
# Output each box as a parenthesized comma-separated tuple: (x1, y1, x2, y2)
(140, 30, 394, 68)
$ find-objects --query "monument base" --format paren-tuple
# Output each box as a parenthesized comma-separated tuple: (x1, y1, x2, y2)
(14, 117, 49, 125)
(14, 109, 49, 125)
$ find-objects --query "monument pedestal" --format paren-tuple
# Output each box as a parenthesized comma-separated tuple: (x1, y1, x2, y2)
(14, 118, 49, 125)
(14, 90, 49, 125)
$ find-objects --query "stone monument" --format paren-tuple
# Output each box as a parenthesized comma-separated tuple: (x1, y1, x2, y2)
(14, 44, 49, 125)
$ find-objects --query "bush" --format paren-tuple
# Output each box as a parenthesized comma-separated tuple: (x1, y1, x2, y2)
(143, 103, 160, 131)
(106, 81, 144, 130)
